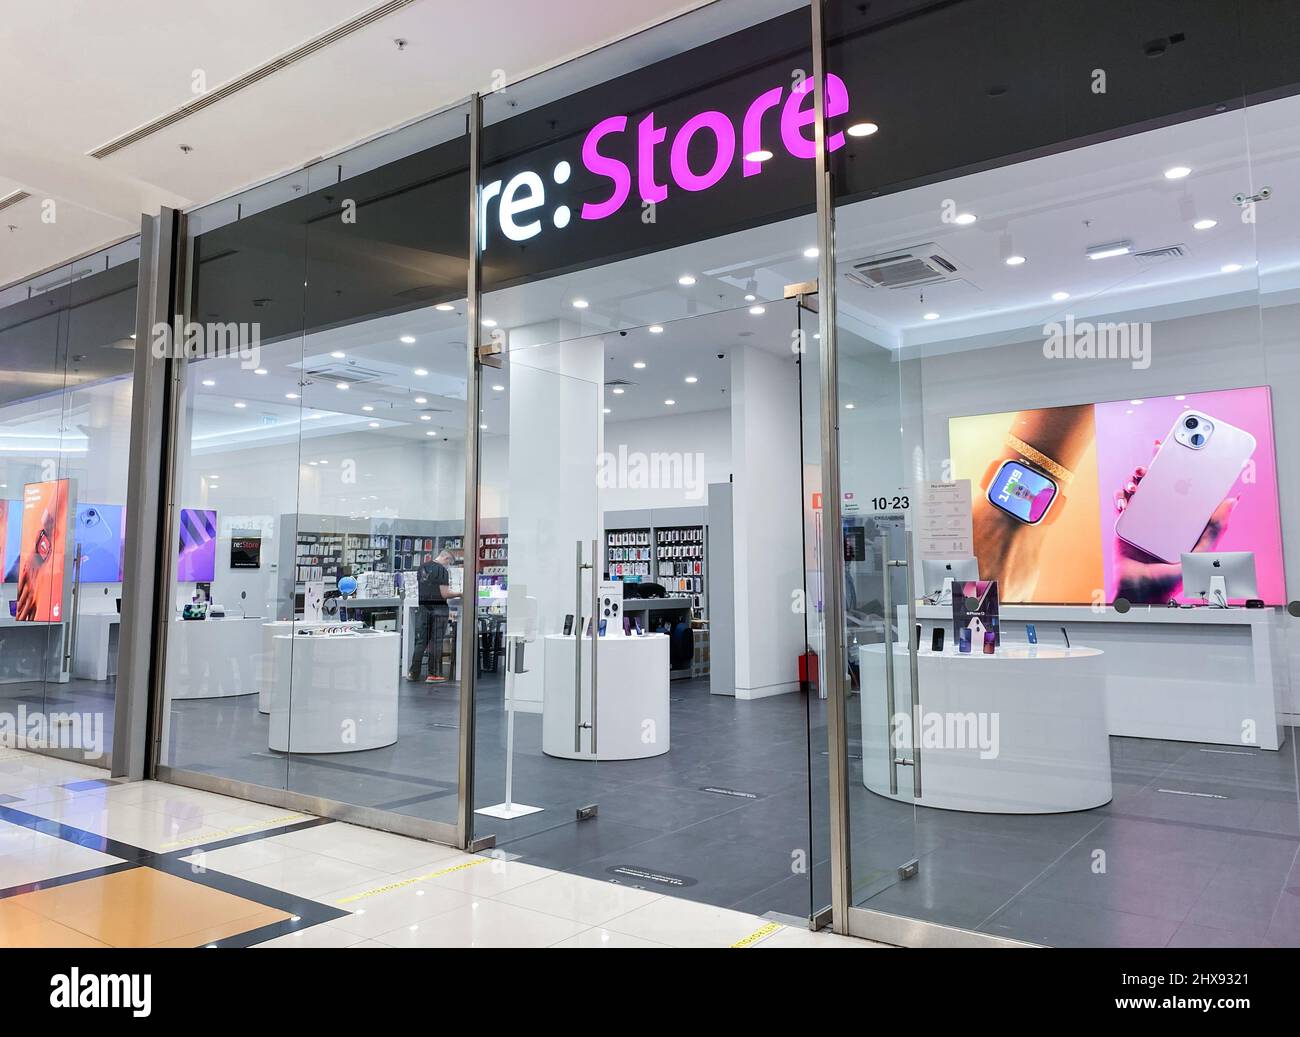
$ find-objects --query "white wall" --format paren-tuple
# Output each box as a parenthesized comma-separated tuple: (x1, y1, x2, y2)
(599, 408, 731, 511)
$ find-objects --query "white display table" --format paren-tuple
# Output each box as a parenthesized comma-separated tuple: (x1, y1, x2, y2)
(267, 630, 399, 753)
(541, 633, 670, 761)
(861, 643, 1111, 814)
(72, 612, 119, 682)
(0, 617, 69, 685)
(256, 620, 362, 713)
(166, 616, 264, 700)
(909, 604, 1289, 750)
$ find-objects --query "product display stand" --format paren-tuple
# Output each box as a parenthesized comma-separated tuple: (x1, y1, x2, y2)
(476, 632, 543, 820)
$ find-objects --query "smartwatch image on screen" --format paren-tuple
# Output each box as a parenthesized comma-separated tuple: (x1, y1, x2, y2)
(985, 459, 1059, 525)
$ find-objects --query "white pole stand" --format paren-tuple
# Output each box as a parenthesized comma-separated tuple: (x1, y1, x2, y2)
(476, 633, 543, 820)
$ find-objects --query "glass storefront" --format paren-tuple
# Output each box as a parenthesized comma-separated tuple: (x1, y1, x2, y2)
(0, 239, 140, 769)
(7, 0, 1288, 945)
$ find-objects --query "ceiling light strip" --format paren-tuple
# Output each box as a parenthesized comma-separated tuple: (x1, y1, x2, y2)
(87, 0, 420, 160)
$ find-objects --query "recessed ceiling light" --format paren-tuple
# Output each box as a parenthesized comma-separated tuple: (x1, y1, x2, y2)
(744, 294, 756, 302)
(1004, 254, 1026, 266)
(684, 376, 698, 384)
(648, 325, 664, 334)
(744, 149, 774, 163)
(420, 414, 432, 421)
(362, 404, 374, 412)
(233, 401, 246, 408)
(492, 384, 505, 391)
(336, 382, 349, 390)
(612, 387, 625, 395)
(749, 305, 766, 316)
(414, 396, 428, 404)
(954, 212, 977, 226)
(435, 303, 454, 312)
(368, 422, 380, 428)
(923, 312, 940, 321)
(426, 430, 437, 437)
(844, 403, 856, 410)
(572, 299, 589, 309)
(400, 335, 416, 344)
(331, 351, 345, 359)
(803, 246, 820, 259)
(1193, 218, 1217, 231)
(1052, 291, 1070, 302)
(480, 423, 488, 430)
(286, 392, 300, 400)
(201, 379, 216, 387)
(664, 399, 676, 406)
(678, 275, 696, 286)
(482, 318, 497, 328)
(1130, 399, 1144, 406)
(1164, 165, 1192, 180)
(413, 368, 428, 377)
(603, 407, 612, 414)
(633, 361, 646, 370)
(847, 121, 878, 137)
(307, 413, 323, 419)
(1086, 241, 1133, 260)
(1221, 263, 1243, 273)
(254, 368, 268, 375)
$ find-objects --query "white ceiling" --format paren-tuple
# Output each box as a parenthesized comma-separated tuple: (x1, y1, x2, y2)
(0, 0, 710, 286)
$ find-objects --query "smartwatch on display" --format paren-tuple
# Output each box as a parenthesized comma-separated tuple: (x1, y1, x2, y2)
(981, 435, 1073, 527)
(34, 528, 52, 562)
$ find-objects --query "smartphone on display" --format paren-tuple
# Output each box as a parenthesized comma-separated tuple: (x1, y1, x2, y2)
(958, 628, 972, 653)
(634, 617, 644, 636)
(1026, 623, 1038, 645)
(584, 618, 593, 638)
(598, 619, 607, 637)
(931, 627, 945, 653)
(1060, 626, 1071, 650)
(986, 460, 1058, 524)
(563, 614, 574, 636)
(1114, 410, 1256, 563)
(982, 630, 996, 654)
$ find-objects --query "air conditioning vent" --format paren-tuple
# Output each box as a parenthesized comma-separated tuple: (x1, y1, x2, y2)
(847, 244, 961, 290)
(605, 378, 635, 389)
(303, 363, 387, 385)
(1133, 244, 1186, 263)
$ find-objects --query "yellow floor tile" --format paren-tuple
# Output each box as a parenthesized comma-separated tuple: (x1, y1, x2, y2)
(0, 899, 109, 948)
(6, 867, 291, 947)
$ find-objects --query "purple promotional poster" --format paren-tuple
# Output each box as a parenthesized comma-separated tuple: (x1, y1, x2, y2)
(177, 508, 218, 582)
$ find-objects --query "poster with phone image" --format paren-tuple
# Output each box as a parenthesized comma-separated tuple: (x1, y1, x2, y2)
(948, 386, 1284, 604)
(74, 504, 126, 582)
(177, 508, 218, 582)
(18, 479, 71, 622)
(2, 501, 21, 583)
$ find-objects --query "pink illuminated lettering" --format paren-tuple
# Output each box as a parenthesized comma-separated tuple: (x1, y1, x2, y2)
(637, 113, 668, 204)
(669, 111, 735, 192)
(781, 75, 849, 160)
(741, 86, 785, 177)
(582, 115, 632, 221)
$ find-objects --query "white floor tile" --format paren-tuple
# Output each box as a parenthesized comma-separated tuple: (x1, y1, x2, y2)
(327, 879, 472, 938)
(371, 898, 588, 948)
(178, 837, 313, 876)
(602, 897, 786, 948)
(421, 854, 555, 897)
(752, 926, 882, 949)
(265, 822, 462, 873)
(0, 820, 122, 887)
(494, 870, 663, 926)
(235, 852, 393, 899)
(551, 927, 673, 949)
(254, 923, 367, 948)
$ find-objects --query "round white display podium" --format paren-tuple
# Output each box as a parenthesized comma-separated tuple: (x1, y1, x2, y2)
(167, 616, 264, 700)
(268, 630, 400, 753)
(860, 643, 1111, 813)
(541, 633, 670, 761)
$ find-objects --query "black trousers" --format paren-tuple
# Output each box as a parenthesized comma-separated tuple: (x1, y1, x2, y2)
(410, 605, 449, 677)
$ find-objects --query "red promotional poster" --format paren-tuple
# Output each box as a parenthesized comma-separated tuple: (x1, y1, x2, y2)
(17, 479, 70, 622)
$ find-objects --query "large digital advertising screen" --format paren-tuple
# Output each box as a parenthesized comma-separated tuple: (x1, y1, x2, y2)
(177, 508, 218, 582)
(949, 386, 1284, 605)
(17, 479, 71, 622)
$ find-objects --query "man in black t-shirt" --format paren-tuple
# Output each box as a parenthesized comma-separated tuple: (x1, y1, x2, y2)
(408, 549, 461, 683)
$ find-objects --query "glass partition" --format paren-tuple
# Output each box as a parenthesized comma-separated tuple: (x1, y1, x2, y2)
(826, 0, 1300, 947)
(160, 104, 470, 832)
(0, 241, 139, 769)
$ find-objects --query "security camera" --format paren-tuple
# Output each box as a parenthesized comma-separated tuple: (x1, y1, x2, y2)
(619, 330, 628, 337)
(1233, 192, 1248, 206)
(1259, 186, 1272, 200)
(717, 352, 726, 359)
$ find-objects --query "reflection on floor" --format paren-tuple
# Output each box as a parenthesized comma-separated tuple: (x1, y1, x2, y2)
(0, 750, 870, 948)
(166, 675, 831, 920)
(0, 678, 116, 765)
(849, 732, 1300, 947)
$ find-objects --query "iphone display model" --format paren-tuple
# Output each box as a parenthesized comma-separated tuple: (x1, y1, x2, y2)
(982, 630, 996, 655)
(634, 617, 644, 636)
(1026, 623, 1038, 645)
(1114, 410, 1256, 563)
(931, 627, 945, 653)
(1060, 626, 1070, 650)
(598, 619, 607, 637)
(958, 629, 972, 654)
(563, 614, 574, 636)
(584, 618, 593, 638)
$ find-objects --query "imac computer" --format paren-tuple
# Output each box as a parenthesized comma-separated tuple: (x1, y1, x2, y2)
(922, 557, 980, 605)
(1180, 552, 1258, 607)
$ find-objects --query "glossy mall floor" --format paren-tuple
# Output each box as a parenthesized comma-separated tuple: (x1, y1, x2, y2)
(0, 749, 871, 948)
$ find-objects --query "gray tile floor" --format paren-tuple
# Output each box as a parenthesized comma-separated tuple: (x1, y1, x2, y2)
(162, 671, 1300, 945)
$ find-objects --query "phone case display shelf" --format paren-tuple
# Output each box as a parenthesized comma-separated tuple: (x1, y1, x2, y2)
(541, 633, 670, 761)
(267, 629, 399, 753)
(860, 643, 1110, 814)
